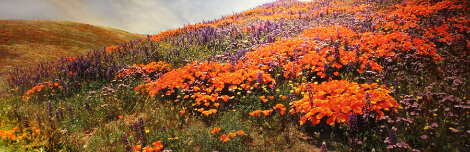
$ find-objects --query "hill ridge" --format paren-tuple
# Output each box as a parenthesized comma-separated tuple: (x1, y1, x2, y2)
(0, 20, 144, 72)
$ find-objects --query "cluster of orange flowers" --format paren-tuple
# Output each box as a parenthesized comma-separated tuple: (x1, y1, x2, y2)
(211, 127, 221, 135)
(136, 61, 274, 116)
(115, 61, 171, 80)
(356, 31, 441, 62)
(23, 82, 62, 100)
(385, 0, 466, 25)
(290, 80, 398, 126)
(241, 0, 369, 22)
(249, 103, 286, 117)
(370, 0, 469, 60)
(105, 45, 121, 53)
(211, 127, 244, 142)
(424, 17, 469, 51)
(0, 127, 41, 141)
(242, 26, 383, 78)
(132, 140, 164, 152)
(301, 25, 358, 40)
(196, 108, 218, 116)
(0, 128, 18, 141)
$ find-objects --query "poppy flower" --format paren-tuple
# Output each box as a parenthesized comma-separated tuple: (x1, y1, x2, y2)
(260, 96, 268, 103)
(228, 132, 237, 138)
(212, 127, 221, 135)
(152, 141, 164, 151)
(133, 145, 142, 151)
(220, 134, 230, 142)
(237, 130, 244, 136)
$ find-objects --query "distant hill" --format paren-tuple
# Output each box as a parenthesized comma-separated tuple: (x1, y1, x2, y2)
(0, 20, 144, 72)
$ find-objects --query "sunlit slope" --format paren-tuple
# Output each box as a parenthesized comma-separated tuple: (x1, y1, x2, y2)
(0, 20, 144, 72)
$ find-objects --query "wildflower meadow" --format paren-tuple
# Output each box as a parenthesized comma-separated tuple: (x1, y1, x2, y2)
(0, 0, 469, 151)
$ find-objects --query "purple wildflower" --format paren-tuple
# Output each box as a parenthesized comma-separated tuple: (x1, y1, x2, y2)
(35, 113, 41, 127)
(420, 135, 428, 139)
(68, 104, 73, 117)
(321, 141, 328, 152)
(348, 113, 358, 132)
(84, 99, 90, 111)
(290, 91, 296, 102)
(133, 117, 147, 146)
(55, 110, 61, 122)
(47, 101, 53, 117)
(122, 134, 131, 151)
(257, 71, 263, 84)
(23, 117, 29, 128)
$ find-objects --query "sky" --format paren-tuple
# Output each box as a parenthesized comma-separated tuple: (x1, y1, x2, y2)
(0, 0, 277, 34)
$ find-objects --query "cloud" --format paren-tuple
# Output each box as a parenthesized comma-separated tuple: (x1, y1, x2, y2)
(0, 0, 276, 34)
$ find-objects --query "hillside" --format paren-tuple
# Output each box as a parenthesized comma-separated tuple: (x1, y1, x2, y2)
(1, 0, 469, 151)
(0, 20, 143, 72)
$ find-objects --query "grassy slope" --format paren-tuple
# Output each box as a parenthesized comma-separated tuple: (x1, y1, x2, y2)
(1, 0, 468, 151)
(0, 20, 144, 72)
(2, 1, 383, 151)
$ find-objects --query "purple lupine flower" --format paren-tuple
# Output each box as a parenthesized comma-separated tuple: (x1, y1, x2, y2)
(355, 47, 360, 62)
(133, 121, 140, 134)
(334, 41, 340, 58)
(321, 142, 328, 152)
(348, 113, 358, 132)
(133, 117, 147, 146)
(266, 34, 274, 43)
(35, 113, 42, 127)
(387, 127, 397, 150)
(47, 101, 53, 117)
(290, 91, 296, 102)
(314, 33, 321, 41)
(329, 34, 334, 44)
(23, 117, 29, 128)
(122, 134, 131, 151)
(347, 61, 353, 72)
(257, 71, 263, 84)
(323, 63, 329, 72)
(293, 47, 299, 61)
(348, 113, 358, 149)
(68, 104, 73, 117)
(55, 110, 61, 122)
(306, 83, 312, 93)
(59, 107, 63, 117)
(271, 82, 277, 94)
(83, 99, 90, 111)
(364, 92, 371, 113)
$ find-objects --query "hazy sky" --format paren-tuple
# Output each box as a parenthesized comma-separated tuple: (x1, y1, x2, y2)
(0, 0, 277, 34)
